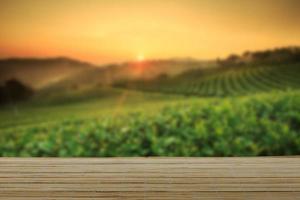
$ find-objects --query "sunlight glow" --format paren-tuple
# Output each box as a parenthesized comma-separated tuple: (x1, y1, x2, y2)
(1, 0, 300, 64)
(137, 54, 145, 62)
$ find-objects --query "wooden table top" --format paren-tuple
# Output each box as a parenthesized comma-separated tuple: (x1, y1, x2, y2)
(0, 157, 299, 199)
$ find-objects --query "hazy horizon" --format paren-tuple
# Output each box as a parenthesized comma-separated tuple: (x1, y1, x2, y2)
(0, 45, 299, 66)
(1, 0, 300, 64)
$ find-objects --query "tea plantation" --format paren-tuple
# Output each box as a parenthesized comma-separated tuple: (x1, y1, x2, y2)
(1, 59, 300, 157)
(116, 63, 300, 96)
(1, 91, 299, 156)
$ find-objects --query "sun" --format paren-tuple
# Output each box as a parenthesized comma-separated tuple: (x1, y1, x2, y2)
(137, 54, 145, 62)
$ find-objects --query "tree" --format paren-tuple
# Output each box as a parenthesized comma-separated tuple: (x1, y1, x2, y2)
(0, 79, 34, 105)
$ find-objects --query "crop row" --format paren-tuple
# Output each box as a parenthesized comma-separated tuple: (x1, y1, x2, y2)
(124, 64, 300, 96)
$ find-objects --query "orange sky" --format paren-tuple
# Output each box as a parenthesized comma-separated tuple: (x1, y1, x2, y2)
(0, 0, 300, 64)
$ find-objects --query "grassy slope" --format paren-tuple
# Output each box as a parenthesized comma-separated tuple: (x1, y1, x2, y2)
(0, 89, 187, 133)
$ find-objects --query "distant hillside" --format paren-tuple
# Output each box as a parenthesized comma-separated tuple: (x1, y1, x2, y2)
(0, 57, 95, 89)
(41, 59, 212, 92)
(115, 47, 300, 96)
(0, 57, 212, 93)
(2, 47, 299, 102)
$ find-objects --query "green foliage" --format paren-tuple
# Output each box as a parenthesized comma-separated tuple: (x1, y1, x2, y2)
(1, 91, 299, 157)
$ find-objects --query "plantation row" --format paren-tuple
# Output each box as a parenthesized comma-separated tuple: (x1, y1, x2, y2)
(119, 63, 300, 96)
(1, 91, 300, 156)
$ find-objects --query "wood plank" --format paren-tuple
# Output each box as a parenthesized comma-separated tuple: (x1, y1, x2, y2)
(0, 157, 299, 199)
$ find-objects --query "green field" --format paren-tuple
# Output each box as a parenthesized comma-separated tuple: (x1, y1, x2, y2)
(0, 89, 185, 133)
(1, 61, 300, 156)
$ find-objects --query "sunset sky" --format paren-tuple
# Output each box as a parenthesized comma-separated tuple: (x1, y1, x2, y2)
(1, 0, 300, 64)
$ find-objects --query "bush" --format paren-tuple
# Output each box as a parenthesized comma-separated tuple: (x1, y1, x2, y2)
(0, 91, 300, 157)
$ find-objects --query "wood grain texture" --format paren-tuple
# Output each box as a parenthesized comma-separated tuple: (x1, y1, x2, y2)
(0, 157, 299, 199)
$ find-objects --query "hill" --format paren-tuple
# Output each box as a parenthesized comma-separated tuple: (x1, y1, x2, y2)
(115, 47, 300, 97)
(0, 57, 96, 89)
(0, 57, 210, 91)
(46, 59, 212, 90)
(0, 57, 212, 104)
(1, 47, 299, 103)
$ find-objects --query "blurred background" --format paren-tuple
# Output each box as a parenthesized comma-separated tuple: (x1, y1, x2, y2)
(0, 0, 300, 157)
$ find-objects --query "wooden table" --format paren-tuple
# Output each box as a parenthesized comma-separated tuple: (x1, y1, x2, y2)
(0, 157, 299, 199)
